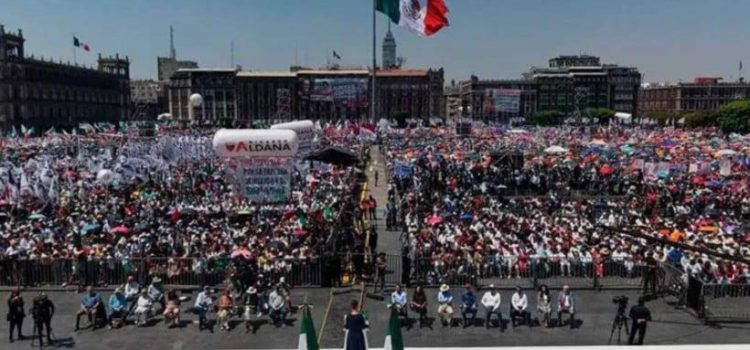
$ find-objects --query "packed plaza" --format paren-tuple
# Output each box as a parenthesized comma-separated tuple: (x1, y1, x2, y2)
(0, 119, 748, 349)
(385, 124, 750, 287)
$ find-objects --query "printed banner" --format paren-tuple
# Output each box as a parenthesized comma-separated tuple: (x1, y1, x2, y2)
(483, 89, 521, 114)
(309, 78, 369, 108)
(237, 158, 293, 203)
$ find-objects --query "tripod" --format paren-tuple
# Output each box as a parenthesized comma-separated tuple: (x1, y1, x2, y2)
(608, 312, 630, 345)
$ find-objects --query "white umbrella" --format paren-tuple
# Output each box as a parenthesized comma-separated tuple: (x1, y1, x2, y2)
(614, 112, 632, 120)
(589, 139, 607, 146)
(715, 149, 737, 157)
(508, 129, 528, 134)
(544, 146, 568, 154)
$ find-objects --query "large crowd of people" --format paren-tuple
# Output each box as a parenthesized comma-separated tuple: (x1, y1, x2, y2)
(382, 124, 750, 286)
(0, 124, 373, 289)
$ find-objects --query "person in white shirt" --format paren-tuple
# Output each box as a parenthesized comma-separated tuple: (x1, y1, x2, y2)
(557, 285, 576, 328)
(268, 285, 288, 327)
(510, 286, 530, 327)
(559, 249, 571, 277)
(537, 284, 552, 327)
(134, 289, 153, 326)
(123, 275, 140, 316)
(481, 284, 503, 331)
(193, 286, 213, 331)
(390, 284, 408, 320)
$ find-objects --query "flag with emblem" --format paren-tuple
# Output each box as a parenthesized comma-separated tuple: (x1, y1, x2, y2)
(377, 0, 449, 36)
(297, 306, 319, 350)
(384, 308, 404, 350)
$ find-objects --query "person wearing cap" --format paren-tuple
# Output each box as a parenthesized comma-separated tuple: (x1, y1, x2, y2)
(510, 286, 530, 327)
(193, 286, 213, 331)
(148, 277, 165, 311)
(107, 288, 127, 329)
(31, 292, 55, 344)
(556, 285, 576, 328)
(75, 285, 103, 331)
(481, 284, 503, 331)
(268, 285, 288, 327)
(437, 284, 454, 327)
(6, 288, 26, 342)
(242, 286, 260, 333)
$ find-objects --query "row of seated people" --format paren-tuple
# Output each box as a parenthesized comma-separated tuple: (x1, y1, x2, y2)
(73, 276, 292, 332)
(389, 283, 576, 329)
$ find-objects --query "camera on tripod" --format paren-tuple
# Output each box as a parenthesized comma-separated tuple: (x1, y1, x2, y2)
(612, 295, 629, 308)
(612, 295, 628, 304)
(609, 296, 630, 345)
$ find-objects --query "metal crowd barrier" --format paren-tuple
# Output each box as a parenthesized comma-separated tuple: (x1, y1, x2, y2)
(408, 256, 651, 289)
(0, 257, 324, 288)
(699, 283, 750, 323)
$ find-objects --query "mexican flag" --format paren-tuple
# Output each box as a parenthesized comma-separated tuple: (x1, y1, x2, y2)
(298, 306, 319, 350)
(384, 309, 404, 350)
(377, 0, 449, 36)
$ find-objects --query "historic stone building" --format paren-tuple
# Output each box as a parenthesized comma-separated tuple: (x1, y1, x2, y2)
(169, 66, 444, 123)
(639, 77, 750, 115)
(167, 68, 238, 123)
(460, 55, 641, 121)
(0, 24, 130, 130)
(130, 80, 165, 119)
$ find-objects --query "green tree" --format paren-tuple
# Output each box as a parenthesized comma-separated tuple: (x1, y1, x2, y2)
(583, 108, 615, 124)
(528, 110, 565, 126)
(716, 99, 750, 133)
(683, 111, 716, 128)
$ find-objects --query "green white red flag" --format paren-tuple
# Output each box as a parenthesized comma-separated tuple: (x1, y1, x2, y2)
(384, 308, 404, 350)
(297, 306, 319, 350)
(377, 0, 449, 36)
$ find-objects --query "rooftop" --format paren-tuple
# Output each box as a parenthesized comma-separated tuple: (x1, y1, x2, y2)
(236, 71, 297, 78)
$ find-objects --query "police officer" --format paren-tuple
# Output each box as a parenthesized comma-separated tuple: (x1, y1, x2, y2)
(31, 292, 55, 345)
(6, 287, 26, 343)
(628, 297, 652, 345)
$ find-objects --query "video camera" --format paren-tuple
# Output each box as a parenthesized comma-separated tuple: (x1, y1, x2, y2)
(612, 295, 629, 313)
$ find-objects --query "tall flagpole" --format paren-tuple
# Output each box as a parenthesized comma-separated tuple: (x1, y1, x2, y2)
(371, 0, 376, 121)
(73, 33, 77, 65)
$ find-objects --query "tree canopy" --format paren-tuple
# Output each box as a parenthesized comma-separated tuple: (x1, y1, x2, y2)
(716, 99, 750, 133)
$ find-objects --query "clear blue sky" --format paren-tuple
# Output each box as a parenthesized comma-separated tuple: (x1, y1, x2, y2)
(3, 0, 749, 83)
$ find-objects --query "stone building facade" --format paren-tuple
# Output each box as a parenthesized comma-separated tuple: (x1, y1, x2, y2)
(168, 67, 444, 123)
(639, 77, 750, 115)
(167, 69, 238, 123)
(460, 55, 641, 121)
(0, 24, 129, 130)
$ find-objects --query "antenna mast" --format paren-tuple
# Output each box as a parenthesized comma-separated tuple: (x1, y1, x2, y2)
(231, 40, 235, 68)
(169, 26, 176, 59)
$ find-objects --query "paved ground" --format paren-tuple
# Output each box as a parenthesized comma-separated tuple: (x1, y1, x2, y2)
(367, 145, 401, 257)
(2, 288, 750, 349)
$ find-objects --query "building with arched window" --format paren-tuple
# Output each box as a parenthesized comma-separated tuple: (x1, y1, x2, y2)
(0, 24, 130, 132)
